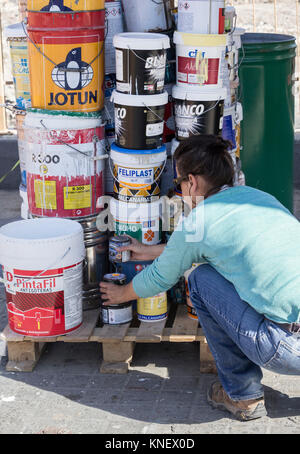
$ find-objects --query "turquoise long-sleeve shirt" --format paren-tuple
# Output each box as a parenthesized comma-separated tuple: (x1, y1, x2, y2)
(132, 186, 300, 324)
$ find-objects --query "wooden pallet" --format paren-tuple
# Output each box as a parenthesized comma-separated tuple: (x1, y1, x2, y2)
(0, 304, 217, 374)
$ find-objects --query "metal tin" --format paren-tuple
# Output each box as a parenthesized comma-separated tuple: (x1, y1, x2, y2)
(101, 301, 133, 325)
(103, 273, 127, 285)
(109, 235, 131, 263)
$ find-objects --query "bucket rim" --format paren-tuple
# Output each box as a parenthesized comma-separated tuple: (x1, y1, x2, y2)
(241, 32, 297, 46)
(172, 85, 227, 101)
(173, 30, 227, 47)
(111, 142, 166, 155)
(113, 32, 170, 50)
(111, 90, 168, 106)
(26, 108, 104, 118)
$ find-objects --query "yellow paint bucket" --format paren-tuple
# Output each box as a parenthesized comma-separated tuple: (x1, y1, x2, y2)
(27, 11, 105, 112)
(137, 292, 168, 322)
(27, 0, 104, 12)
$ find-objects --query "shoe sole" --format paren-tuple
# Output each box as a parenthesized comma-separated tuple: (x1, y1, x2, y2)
(207, 388, 267, 421)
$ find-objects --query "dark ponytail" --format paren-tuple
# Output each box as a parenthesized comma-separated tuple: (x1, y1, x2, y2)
(174, 135, 235, 198)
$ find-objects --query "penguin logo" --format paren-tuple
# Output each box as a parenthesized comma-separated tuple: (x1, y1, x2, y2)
(41, 0, 73, 11)
(51, 47, 94, 91)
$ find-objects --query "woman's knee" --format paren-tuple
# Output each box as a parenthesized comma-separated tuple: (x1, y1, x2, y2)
(188, 264, 216, 294)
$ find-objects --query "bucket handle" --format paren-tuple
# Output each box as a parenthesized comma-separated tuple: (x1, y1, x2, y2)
(39, 120, 109, 161)
(0, 246, 74, 287)
(127, 47, 169, 69)
(22, 20, 106, 72)
(108, 153, 167, 191)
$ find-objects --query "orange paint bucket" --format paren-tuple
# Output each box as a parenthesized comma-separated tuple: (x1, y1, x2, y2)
(27, 11, 105, 112)
(27, 0, 105, 12)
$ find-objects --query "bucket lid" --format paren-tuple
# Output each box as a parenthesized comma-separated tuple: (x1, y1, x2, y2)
(113, 32, 170, 50)
(111, 90, 168, 107)
(25, 109, 104, 129)
(172, 85, 227, 101)
(4, 22, 26, 39)
(0, 218, 85, 269)
(173, 31, 227, 47)
(111, 142, 166, 155)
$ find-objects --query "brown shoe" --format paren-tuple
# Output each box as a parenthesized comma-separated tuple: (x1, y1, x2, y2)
(207, 381, 267, 421)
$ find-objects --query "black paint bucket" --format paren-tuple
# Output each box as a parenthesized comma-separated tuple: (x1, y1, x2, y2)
(113, 32, 170, 95)
(111, 90, 168, 149)
(172, 85, 226, 141)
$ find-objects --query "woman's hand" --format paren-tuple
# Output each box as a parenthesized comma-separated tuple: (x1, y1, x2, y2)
(100, 281, 138, 306)
(118, 237, 165, 261)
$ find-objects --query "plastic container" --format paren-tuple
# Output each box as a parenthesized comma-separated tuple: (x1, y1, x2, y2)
(110, 142, 167, 203)
(110, 198, 162, 245)
(112, 90, 168, 149)
(178, 0, 225, 34)
(173, 31, 227, 88)
(0, 218, 85, 336)
(113, 32, 170, 95)
(4, 23, 31, 109)
(24, 109, 106, 219)
(172, 85, 226, 140)
(105, 1, 124, 74)
(121, 0, 172, 32)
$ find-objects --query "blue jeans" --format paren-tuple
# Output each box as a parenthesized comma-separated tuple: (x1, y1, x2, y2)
(188, 264, 300, 401)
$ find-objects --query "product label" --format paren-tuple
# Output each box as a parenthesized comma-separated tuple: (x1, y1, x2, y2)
(146, 122, 164, 137)
(177, 56, 220, 85)
(115, 219, 161, 245)
(102, 305, 132, 324)
(34, 179, 57, 210)
(137, 292, 167, 320)
(3, 263, 82, 336)
(117, 166, 154, 185)
(63, 185, 91, 210)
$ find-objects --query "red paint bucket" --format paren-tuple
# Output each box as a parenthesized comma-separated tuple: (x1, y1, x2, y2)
(0, 218, 85, 337)
(24, 109, 106, 218)
(27, 10, 105, 112)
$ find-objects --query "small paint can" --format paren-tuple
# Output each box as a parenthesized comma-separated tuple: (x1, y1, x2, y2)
(137, 292, 168, 322)
(101, 301, 132, 324)
(109, 235, 131, 263)
(103, 272, 127, 285)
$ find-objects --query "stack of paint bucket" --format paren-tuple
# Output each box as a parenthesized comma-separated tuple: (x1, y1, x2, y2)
(108, 31, 171, 322)
(23, 0, 108, 310)
(4, 20, 31, 220)
(104, 1, 125, 196)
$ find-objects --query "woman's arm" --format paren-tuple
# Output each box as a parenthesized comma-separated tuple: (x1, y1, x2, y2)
(100, 281, 137, 305)
(118, 237, 165, 261)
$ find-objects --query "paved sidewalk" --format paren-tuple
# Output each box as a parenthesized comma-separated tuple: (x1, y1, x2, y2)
(0, 190, 299, 435)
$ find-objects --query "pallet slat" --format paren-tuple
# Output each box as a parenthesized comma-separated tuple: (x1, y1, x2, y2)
(168, 304, 199, 342)
(91, 322, 131, 343)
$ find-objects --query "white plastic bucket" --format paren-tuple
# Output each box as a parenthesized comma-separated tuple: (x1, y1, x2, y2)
(113, 32, 170, 95)
(0, 218, 85, 337)
(110, 142, 167, 203)
(24, 109, 106, 219)
(172, 85, 226, 140)
(105, 1, 124, 74)
(112, 90, 168, 149)
(4, 23, 31, 110)
(121, 0, 172, 32)
(173, 31, 227, 88)
(178, 0, 225, 34)
(110, 198, 162, 245)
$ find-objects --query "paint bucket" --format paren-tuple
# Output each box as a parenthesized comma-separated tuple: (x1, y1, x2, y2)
(27, 0, 105, 11)
(113, 32, 170, 95)
(15, 109, 27, 188)
(105, 2, 124, 75)
(27, 10, 105, 112)
(102, 301, 132, 324)
(4, 23, 31, 110)
(178, 0, 225, 35)
(173, 31, 227, 89)
(19, 184, 30, 220)
(110, 198, 162, 245)
(172, 85, 226, 140)
(110, 143, 167, 203)
(0, 218, 85, 337)
(80, 216, 109, 310)
(114, 259, 152, 283)
(222, 103, 237, 150)
(24, 109, 106, 219)
(226, 28, 245, 104)
(104, 73, 116, 131)
(121, 0, 173, 33)
(137, 292, 168, 322)
(112, 90, 168, 149)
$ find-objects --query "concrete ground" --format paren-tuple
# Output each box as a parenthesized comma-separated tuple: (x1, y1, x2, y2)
(0, 140, 299, 435)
